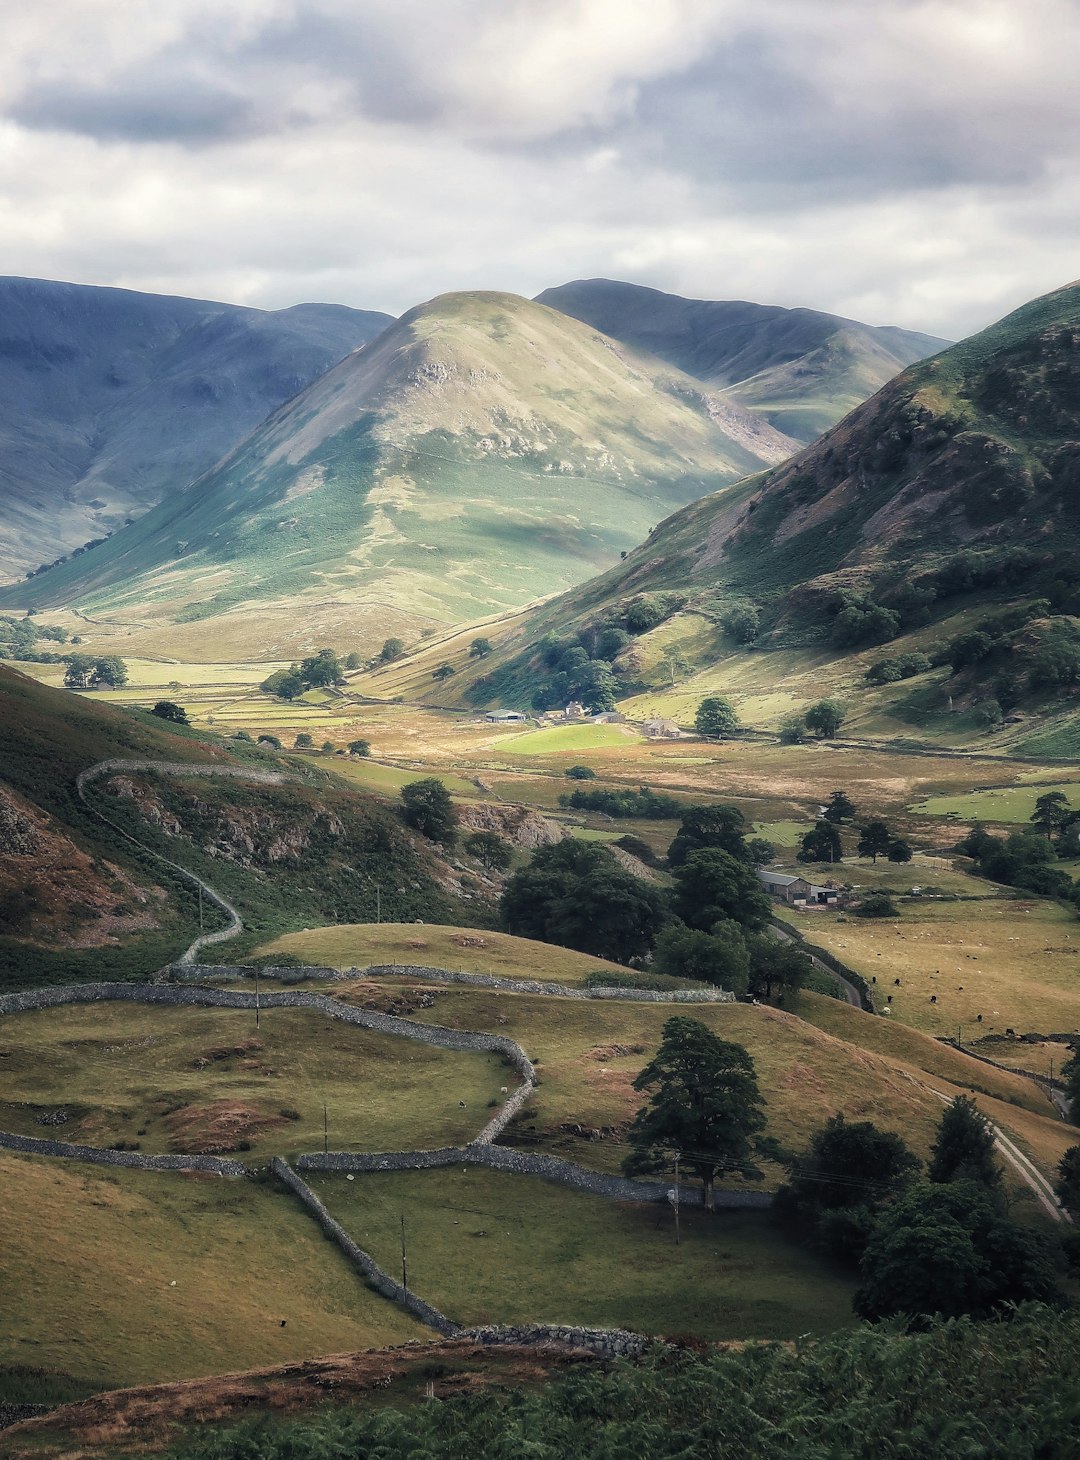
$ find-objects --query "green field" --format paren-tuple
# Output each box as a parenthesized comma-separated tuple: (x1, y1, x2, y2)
(498, 724, 642, 756)
(0, 1152, 421, 1385)
(910, 780, 1080, 822)
(312, 1167, 856, 1340)
(0, 1004, 511, 1157)
(327, 758, 482, 798)
(257, 923, 640, 987)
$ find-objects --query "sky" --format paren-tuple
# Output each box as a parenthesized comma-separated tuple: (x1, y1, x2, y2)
(2, 0, 1078, 340)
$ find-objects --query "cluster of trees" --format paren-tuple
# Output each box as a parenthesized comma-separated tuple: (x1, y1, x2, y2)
(864, 650, 932, 684)
(261, 649, 349, 700)
(558, 786, 684, 819)
(499, 801, 812, 998)
(796, 793, 911, 867)
(63, 653, 128, 688)
(831, 593, 901, 648)
(955, 822, 1080, 902)
(0, 614, 69, 662)
(779, 1095, 1062, 1322)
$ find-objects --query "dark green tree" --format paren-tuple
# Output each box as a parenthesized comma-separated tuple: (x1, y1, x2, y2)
(293, 732, 314, 749)
(854, 1182, 1057, 1321)
(344, 652, 362, 670)
(299, 648, 342, 687)
(856, 891, 898, 918)
(469, 637, 494, 658)
(745, 934, 813, 1004)
(671, 848, 772, 932)
(928, 1096, 1000, 1189)
(464, 830, 513, 871)
(779, 713, 808, 744)
(887, 838, 913, 863)
(623, 1018, 766, 1210)
(432, 663, 455, 682)
(401, 777, 458, 846)
(1031, 790, 1071, 840)
(90, 655, 128, 687)
(667, 804, 749, 867)
(857, 820, 893, 863)
(822, 790, 857, 824)
(257, 734, 282, 750)
(564, 765, 596, 780)
(1061, 1048, 1079, 1123)
(652, 922, 750, 995)
(347, 738, 371, 757)
(261, 667, 304, 700)
(379, 637, 405, 662)
(747, 838, 776, 866)
(805, 699, 845, 738)
(151, 700, 188, 724)
(1056, 1145, 1080, 1217)
(798, 820, 842, 863)
(694, 696, 739, 739)
(500, 841, 668, 964)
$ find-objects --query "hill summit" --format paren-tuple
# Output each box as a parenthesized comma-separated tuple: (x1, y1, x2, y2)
(3, 291, 797, 656)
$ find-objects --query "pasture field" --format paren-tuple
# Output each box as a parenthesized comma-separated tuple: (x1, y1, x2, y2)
(0, 1004, 511, 1157)
(787, 857, 1001, 897)
(780, 899, 1080, 1040)
(496, 723, 643, 756)
(0, 1152, 421, 1385)
(256, 923, 635, 987)
(312, 1167, 857, 1341)
(377, 988, 996, 1177)
(910, 780, 1080, 823)
(326, 758, 482, 798)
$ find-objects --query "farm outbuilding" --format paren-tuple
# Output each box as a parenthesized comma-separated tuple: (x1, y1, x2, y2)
(757, 869, 838, 907)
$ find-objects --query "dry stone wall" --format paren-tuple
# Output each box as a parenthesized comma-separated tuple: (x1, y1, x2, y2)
(365, 964, 734, 1003)
(297, 1145, 773, 1210)
(0, 1129, 247, 1176)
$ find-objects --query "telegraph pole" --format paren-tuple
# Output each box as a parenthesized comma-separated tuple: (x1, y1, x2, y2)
(400, 1215, 408, 1291)
(323, 1103, 328, 1154)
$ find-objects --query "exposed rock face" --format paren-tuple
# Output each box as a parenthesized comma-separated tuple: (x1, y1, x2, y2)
(0, 789, 40, 855)
(457, 802, 566, 850)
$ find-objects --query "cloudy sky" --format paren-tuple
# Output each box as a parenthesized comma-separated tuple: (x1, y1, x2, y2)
(2, 0, 1078, 339)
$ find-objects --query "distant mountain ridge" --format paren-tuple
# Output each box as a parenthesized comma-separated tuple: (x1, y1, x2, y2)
(536, 278, 950, 442)
(1, 291, 801, 656)
(0, 276, 392, 582)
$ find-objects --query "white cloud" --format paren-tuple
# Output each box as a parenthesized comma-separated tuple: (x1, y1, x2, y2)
(0, 1, 1078, 337)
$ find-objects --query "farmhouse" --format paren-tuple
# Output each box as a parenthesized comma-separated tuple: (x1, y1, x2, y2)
(757, 869, 839, 907)
(642, 717, 681, 739)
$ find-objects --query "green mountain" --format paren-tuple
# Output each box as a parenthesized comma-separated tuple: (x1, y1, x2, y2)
(537, 279, 950, 442)
(0, 292, 798, 656)
(416, 279, 1080, 751)
(0, 276, 392, 584)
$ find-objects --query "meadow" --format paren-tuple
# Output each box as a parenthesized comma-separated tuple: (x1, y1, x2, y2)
(0, 1152, 422, 1386)
(0, 1004, 511, 1157)
(312, 1167, 856, 1341)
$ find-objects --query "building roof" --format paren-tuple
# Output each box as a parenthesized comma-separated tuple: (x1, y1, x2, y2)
(758, 870, 806, 888)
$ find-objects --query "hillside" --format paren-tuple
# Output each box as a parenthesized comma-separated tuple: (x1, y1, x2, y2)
(0, 292, 798, 658)
(537, 278, 949, 441)
(401, 279, 1080, 746)
(0, 276, 391, 582)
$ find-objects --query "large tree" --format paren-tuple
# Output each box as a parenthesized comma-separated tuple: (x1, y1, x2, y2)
(623, 1018, 766, 1210)
(671, 848, 772, 932)
(857, 820, 893, 863)
(805, 699, 845, 738)
(928, 1095, 1000, 1189)
(822, 790, 857, 824)
(798, 820, 842, 864)
(667, 804, 749, 868)
(745, 934, 814, 1004)
(400, 778, 458, 846)
(500, 840, 668, 964)
(1031, 790, 1071, 840)
(694, 696, 739, 739)
(652, 922, 750, 995)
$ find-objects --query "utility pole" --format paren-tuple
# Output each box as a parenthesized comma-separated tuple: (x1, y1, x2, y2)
(323, 1103, 328, 1154)
(400, 1215, 408, 1292)
(666, 1153, 681, 1247)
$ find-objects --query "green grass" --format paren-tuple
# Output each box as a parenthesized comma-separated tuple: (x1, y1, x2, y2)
(326, 758, 481, 798)
(0, 1003, 512, 1157)
(256, 923, 639, 987)
(755, 820, 811, 848)
(910, 781, 1080, 822)
(312, 1167, 857, 1340)
(497, 724, 642, 756)
(0, 1152, 422, 1386)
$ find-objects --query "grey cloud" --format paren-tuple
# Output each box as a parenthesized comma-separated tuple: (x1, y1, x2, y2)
(11, 76, 255, 146)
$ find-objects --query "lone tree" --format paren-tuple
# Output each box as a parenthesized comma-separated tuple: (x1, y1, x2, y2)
(432, 663, 455, 682)
(623, 1018, 766, 1210)
(822, 790, 857, 824)
(464, 830, 513, 871)
(887, 838, 913, 863)
(469, 637, 494, 658)
(857, 820, 893, 863)
(928, 1095, 1000, 1189)
(151, 700, 188, 725)
(293, 732, 314, 749)
(1031, 790, 1071, 840)
(347, 738, 371, 757)
(380, 637, 405, 663)
(401, 778, 458, 846)
(694, 696, 739, 739)
(805, 699, 845, 738)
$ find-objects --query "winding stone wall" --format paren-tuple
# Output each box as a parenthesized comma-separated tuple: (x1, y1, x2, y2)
(365, 964, 734, 1003)
(0, 1130, 247, 1176)
(160, 964, 346, 983)
(297, 1144, 773, 1210)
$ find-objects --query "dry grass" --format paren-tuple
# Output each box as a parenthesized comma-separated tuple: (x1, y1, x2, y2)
(0, 1152, 421, 1386)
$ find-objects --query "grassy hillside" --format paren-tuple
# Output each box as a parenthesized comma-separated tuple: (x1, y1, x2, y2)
(537, 278, 949, 441)
(0, 293, 797, 658)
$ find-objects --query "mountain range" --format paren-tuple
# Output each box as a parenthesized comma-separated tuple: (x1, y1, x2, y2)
(536, 279, 950, 441)
(0, 276, 392, 581)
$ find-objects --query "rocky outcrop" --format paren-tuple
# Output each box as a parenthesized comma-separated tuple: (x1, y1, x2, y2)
(457, 802, 565, 851)
(0, 789, 41, 855)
